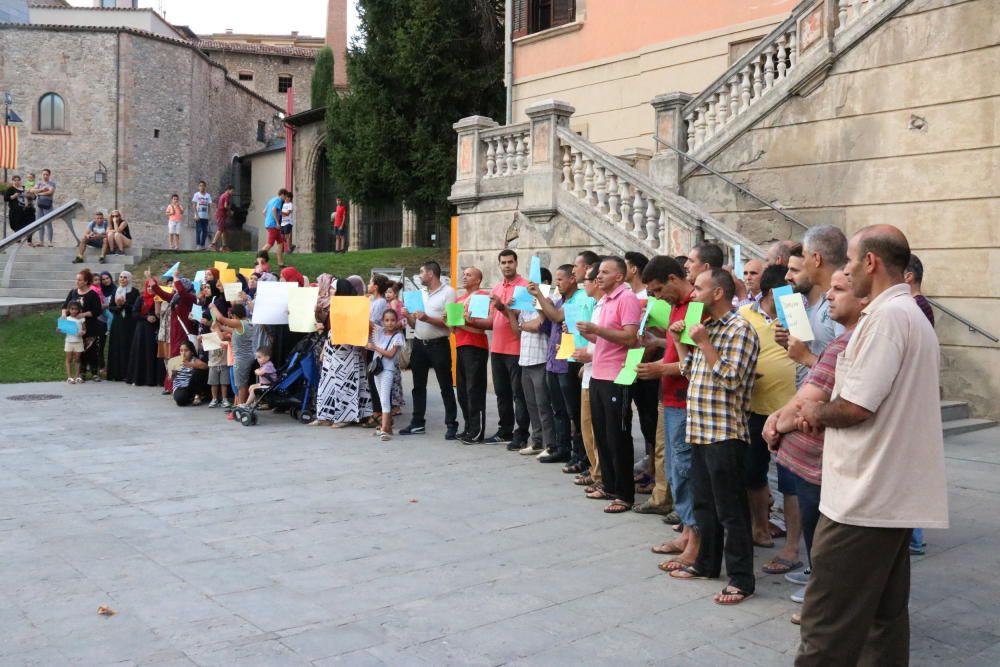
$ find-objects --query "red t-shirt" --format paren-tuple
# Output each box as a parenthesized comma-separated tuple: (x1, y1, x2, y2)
(490, 275, 529, 355)
(454, 291, 489, 350)
(661, 290, 694, 408)
(334, 205, 346, 229)
(216, 191, 231, 223)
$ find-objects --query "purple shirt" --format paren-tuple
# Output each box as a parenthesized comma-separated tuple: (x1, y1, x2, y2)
(546, 297, 568, 374)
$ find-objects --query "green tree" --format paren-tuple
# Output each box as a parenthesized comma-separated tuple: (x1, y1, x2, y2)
(325, 0, 504, 231)
(310, 46, 335, 110)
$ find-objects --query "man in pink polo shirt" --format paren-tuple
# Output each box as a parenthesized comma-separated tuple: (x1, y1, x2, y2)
(468, 249, 530, 448)
(577, 256, 642, 514)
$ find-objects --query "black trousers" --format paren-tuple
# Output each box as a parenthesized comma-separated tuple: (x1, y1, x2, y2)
(409, 337, 457, 429)
(546, 371, 571, 452)
(559, 362, 584, 463)
(632, 377, 660, 456)
(366, 349, 382, 414)
(589, 379, 634, 504)
(691, 440, 755, 593)
(456, 345, 488, 439)
(491, 351, 529, 443)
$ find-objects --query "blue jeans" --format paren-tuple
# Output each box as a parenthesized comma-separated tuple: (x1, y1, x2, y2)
(911, 528, 925, 550)
(195, 218, 209, 247)
(791, 471, 822, 566)
(663, 406, 695, 527)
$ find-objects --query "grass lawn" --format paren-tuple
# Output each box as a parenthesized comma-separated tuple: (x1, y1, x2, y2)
(132, 247, 449, 281)
(0, 248, 450, 384)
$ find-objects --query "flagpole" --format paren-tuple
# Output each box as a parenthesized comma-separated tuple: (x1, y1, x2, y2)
(3, 91, 9, 238)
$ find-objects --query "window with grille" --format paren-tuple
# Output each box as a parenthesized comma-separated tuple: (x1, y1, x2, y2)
(278, 75, 293, 93)
(38, 92, 65, 132)
(512, 0, 575, 38)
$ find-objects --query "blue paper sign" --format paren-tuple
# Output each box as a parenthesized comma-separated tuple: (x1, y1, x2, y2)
(772, 285, 795, 327)
(192, 280, 202, 295)
(733, 244, 744, 279)
(57, 318, 80, 336)
(511, 286, 535, 311)
(528, 256, 542, 285)
(194, 270, 207, 283)
(162, 262, 180, 279)
(191, 304, 204, 322)
(403, 291, 425, 313)
(468, 293, 490, 319)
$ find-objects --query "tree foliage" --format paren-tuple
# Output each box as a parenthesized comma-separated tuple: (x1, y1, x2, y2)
(325, 0, 504, 223)
(310, 46, 335, 110)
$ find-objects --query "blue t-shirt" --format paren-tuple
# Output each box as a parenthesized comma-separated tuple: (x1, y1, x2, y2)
(264, 197, 283, 229)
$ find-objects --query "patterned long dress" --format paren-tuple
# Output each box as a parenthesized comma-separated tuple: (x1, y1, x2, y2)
(315, 340, 372, 423)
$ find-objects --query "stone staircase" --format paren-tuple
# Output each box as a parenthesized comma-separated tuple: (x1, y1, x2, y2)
(941, 400, 996, 438)
(0, 245, 150, 301)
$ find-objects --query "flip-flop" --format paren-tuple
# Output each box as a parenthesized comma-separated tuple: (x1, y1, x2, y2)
(658, 558, 693, 572)
(668, 565, 710, 580)
(714, 586, 754, 605)
(587, 489, 613, 500)
(762, 557, 803, 574)
(604, 501, 632, 514)
(651, 541, 685, 555)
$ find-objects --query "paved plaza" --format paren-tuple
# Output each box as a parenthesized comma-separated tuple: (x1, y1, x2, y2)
(1, 379, 999, 666)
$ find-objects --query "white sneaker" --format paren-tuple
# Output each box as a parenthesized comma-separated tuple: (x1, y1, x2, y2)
(208, 399, 220, 408)
(222, 399, 232, 409)
(519, 444, 539, 455)
(790, 586, 806, 604)
(785, 569, 811, 585)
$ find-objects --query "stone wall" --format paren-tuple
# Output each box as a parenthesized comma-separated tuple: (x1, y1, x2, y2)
(199, 49, 314, 112)
(680, 0, 1000, 417)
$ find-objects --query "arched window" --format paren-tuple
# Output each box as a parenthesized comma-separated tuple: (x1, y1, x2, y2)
(38, 93, 66, 132)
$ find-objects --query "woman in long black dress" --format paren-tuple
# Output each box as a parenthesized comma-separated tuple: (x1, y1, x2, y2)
(3, 175, 26, 234)
(106, 270, 138, 381)
(62, 270, 104, 383)
(126, 277, 162, 387)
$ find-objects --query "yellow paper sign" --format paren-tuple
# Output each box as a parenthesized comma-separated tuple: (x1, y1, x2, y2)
(219, 268, 237, 284)
(214, 261, 229, 271)
(239, 267, 255, 279)
(153, 284, 173, 302)
(330, 296, 371, 346)
(555, 333, 576, 360)
(288, 286, 320, 333)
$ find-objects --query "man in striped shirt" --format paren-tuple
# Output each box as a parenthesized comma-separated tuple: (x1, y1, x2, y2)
(667, 268, 760, 605)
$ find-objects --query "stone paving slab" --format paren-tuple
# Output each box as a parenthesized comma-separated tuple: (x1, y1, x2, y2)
(1, 380, 999, 666)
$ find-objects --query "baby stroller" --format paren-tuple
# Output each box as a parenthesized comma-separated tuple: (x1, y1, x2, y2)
(233, 333, 321, 426)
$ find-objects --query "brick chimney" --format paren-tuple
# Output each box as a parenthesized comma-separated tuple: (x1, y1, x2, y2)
(326, 0, 348, 88)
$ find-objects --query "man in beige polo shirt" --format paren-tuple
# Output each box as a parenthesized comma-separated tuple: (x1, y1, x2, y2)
(792, 225, 948, 666)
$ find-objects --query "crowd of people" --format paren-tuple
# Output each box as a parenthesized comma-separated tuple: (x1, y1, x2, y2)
(3, 168, 57, 244)
(58, 223, 946, 665)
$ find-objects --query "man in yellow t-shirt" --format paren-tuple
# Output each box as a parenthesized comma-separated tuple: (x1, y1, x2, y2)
(738, 265, 797, 556)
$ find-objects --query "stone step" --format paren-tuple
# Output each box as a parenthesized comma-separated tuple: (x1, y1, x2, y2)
(943, 418, 998, 438)
(940, 400, 970, 423)
(2, 247, 147, 260)
(0, 287, 78, 299)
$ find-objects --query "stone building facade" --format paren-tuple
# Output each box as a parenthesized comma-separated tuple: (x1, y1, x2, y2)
(194, 42, 317, 113)
(0, 24, 284, 246)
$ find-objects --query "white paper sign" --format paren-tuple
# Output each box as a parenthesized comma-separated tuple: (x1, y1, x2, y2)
(778, 293, 815, 342)
(223, 282, 243, 303)
(287, 286, 320, 333)
(251, 281, 296, 325)
(534, 283, 553, 310)
(200, 332, 222, 351)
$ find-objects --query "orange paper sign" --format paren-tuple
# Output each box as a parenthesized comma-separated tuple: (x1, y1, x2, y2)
(329, 296, 371, 346)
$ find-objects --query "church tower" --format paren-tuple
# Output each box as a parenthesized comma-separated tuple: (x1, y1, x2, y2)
(325, 0, 348, 88)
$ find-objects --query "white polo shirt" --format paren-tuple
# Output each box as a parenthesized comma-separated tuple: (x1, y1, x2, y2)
(414, 282, 455, 341)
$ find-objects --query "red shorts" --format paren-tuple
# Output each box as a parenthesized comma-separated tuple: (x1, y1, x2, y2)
(266, 227, 283, 246)
(215, 217, 226, 233)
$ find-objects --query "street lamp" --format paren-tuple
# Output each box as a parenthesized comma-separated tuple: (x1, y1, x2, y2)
(94, 161, 109, 184)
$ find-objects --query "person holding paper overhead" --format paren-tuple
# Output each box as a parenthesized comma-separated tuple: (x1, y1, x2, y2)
(666, 268, 759, 606)
(399, 261, 458, 438)
(454, 267, 490, 445)
(791, 226, 947, 665)
(575, 257, 642, 514)
(466, 249, 530, 448)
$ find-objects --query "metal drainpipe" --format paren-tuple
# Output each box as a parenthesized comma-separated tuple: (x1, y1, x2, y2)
(114, 33, 121, 210)
(504, 0, 513, 125)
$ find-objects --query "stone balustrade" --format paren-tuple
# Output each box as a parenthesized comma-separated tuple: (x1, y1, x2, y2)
(836, 0, 892, 35)
(480, 123, 531, 179)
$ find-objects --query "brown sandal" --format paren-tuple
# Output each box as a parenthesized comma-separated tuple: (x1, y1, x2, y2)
(651, 540, 685, 555)
(658, 558, 692, 572)
(586, 488, 613, 500)
(604, 500, 632, 514)
(574, 475, 594, 487)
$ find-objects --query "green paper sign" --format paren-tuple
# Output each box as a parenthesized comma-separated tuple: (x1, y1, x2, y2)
(445, 302, 466, 326)
(647, 298, 672, 329)
(614, 347, 645, 385)
(680, 301, 705, 345)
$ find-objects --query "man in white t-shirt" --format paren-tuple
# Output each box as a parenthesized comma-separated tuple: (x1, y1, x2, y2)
(190, 181, 212, 250)
(793, 225, 947, 666)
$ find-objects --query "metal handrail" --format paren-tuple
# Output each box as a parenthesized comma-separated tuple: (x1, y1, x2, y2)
(652, 134, 808, 232)
(0, 199, 84, 253)
(925, 296, 999, 343)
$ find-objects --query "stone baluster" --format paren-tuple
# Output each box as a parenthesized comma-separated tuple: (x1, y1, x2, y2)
(620, 181, 632, 231)
(694, 108, 706, 149)
(788, 30, 797, 69)
(485, 137, 496, 177)
(752, 59, 763, 102)
(520, 133, 531, 173)
(838, 0, 849, 30)
(728, 75, 739, 120)
(632, 190, 645, 239)
(607, 173, 620, 223)
(740, 65, 752, 111)
(686, 115, 696, 150)
(705, 98, 716, 140)
(595, 165, 608, 214)
(584, 157, 596, 207)
(777, 34, 788, 79)
(513, 134, 525, 174)
(561, 144, 573, 190)
(859, 0, 869, 16)
(504, 134, 516, 176)
(764, 44, 776, 90)
(572, 148, 585, 198)
(656, 207, 668, 250)
(716, 89, 728, 128)
(645, 197, 658, 246)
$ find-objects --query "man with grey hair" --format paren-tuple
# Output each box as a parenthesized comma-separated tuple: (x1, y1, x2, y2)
(766, 240, 803, 267)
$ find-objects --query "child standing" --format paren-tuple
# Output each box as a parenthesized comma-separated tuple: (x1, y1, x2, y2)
(280, 192, 295, 253)
(247, 346, 278, 404)
(367, 309, 404, 441)
(62, 302, 86, 384)
(165, 194, 184, 251)
(210, 302, 256, 417)
(205, 320, 231, 408)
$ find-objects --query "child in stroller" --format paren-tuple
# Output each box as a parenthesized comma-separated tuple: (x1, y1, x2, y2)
(232, 333, 321, 426)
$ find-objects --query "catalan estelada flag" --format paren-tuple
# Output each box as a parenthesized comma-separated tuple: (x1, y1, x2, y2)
(0, 126, 17, 169)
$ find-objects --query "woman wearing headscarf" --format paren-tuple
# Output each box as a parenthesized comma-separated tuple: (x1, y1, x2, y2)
(149, 268, 197, 393)
(269, 266, 307, 367)
(309, 277, 372, 428)
(204, 268, 230, 318)
(126, 277, 162, 387)
(90, 271, 116, 380)
(106, 271, 138, 381)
